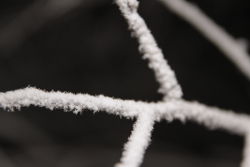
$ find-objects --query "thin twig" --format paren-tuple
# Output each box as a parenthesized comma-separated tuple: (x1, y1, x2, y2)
(116, 0, 183, 99)
(115, 112, 155, 167)
(0, 0, 89, 51)
(0, 87, 249, 136)
(242, 133, 250, 167)
(0, 0, 249, 167)
(158, 0, 250, 80)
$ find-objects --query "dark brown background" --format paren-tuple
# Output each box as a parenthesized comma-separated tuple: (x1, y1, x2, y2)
(0, 0, 249, 166)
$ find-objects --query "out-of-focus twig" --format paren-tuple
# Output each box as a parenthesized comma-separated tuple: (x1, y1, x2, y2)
(0, 113, 53, 145)
(0, 150, 15, 167)
(0, 0, 102, 52)
(158, 0, 250, 80)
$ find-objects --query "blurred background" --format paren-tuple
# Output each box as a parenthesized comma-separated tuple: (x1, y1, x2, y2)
(0, 0, 249, 166)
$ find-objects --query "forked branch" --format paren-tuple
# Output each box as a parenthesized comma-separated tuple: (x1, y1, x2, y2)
(0, 0, 249, 167)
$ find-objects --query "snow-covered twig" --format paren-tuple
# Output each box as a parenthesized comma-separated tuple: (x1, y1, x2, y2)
(158, 0, 250, 80)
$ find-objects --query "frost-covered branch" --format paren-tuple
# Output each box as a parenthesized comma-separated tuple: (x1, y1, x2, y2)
(0, 87, 144, 118)
(0, 87, 250, 166)
(115, 0, 183, 166)
(116, 112, 155, 167)
(157, 100, 250, 136)
(116, 0, 182, 99)
(0, 0, 249, 167)
(242, 133, 250, 167)
(0, 87, 250, 136)
(158, 0, 250, 80)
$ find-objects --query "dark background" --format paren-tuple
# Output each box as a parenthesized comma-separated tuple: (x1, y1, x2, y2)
(0, 0, 249, 166)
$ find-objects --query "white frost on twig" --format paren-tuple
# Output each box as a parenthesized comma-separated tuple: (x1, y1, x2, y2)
(0, 87, 143, 118)
(158, 0, 250, 80)
(0, 87, 250, 136)
(115, 112, 155, 167)
(0, 0, 249, 167)
(0, 88, 250, 166)
(242, 133, 250, 167)
(116, 0, 183, 99)
(115, 0, 182, 166)
(157, 100, 250, 135)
